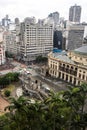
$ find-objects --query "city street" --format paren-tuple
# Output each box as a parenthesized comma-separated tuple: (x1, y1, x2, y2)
(0, 60, 26, 75)
(0, 60, 69, 93)
(0, 60, 70, 114)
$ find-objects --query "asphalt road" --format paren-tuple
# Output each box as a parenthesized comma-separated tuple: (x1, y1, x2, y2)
(0, 61, 69, 92)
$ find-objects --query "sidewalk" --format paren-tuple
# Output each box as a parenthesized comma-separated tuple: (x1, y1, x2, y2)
(0, 96, 9, 114)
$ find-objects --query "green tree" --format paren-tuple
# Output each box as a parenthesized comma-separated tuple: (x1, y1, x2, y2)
(1, 83, 87, 130)
(0, 72, 19, 87)
(43, 91, 71, 130)
(63, 83, 87, 130)
(4, 90, 11, 97)
(36, 55, 48, 63)
(5, 96, 30, 130)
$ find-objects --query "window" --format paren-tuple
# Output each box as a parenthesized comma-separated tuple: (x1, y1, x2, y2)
(55, 72, 56, 75)
(67, 65, 69, 68)
(55, 65, 57, 69)
(79, 70, 81, 72)
(83, 75, 85, 80)
(63, 64, 65, 67)
(71, 66, 73, 69)
(75, 68, 77, 71)
(79, 74, 81, 78)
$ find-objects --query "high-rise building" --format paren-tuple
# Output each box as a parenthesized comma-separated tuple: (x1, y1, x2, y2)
(48, 12, 59, 26)
(14, 18, 20, 25)
(0, 26, 6, 65)
(53, 30, 63, 50)
(63, 23, 84, 50)
(1, 15, 11, 28)
(69, 4, 81, 23)
(0, 42, 5, 65)
(18, 17, 53, 62)
(67, 24, 84, 50)
(4, 30, 17, 55)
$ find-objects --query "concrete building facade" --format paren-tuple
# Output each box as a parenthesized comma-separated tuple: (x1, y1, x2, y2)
(48, 12, 59, 27)
(0, 26, 6, 65)
(19, 18, 53, 62)
(4, 30, 17, 55)
(0, 42, 5, 65)
(64, 24, 84, 50)
(53, 30, 63, 50)
(69, 4, 81, 23)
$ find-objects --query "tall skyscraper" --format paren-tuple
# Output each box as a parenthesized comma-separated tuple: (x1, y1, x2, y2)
(53, 30, 63, 50)
(18, 17, 53, 62)
(48, 12, 59, 26)
(69, 4, 81, 23)
(2, 15, 11, 28)
(14, 18, 20, 25)
(66, 24, 84, 50)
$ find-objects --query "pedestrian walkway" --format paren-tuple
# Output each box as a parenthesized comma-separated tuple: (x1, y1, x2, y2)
(0, 96, 9, 114)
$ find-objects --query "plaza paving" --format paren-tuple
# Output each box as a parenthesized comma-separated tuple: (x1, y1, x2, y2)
(0, 96, 9, 114)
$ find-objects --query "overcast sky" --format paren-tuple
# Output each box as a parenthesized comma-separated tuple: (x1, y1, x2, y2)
(0, 0, 87, 22)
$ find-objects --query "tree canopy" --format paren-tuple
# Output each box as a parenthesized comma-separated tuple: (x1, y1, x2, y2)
(0, 83, 87, 130)
(0, 72, 19, 87)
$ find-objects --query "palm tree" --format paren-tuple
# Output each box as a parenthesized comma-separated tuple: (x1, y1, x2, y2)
(63, 83, 87, 130)
(5, 96, 30, 130)
(43, 91, 70, 130)
(2, 83, 87, 130)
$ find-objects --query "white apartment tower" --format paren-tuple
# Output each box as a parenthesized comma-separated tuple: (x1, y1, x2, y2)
(69, 4, 81, 23)
(20, 17, 53, 62)
(0, 27, 6, 65)
(0, 42, 5, 65)
(4, 30, 17, 55)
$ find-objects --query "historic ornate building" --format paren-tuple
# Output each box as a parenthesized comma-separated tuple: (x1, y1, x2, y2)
(48, 46, 87, 85)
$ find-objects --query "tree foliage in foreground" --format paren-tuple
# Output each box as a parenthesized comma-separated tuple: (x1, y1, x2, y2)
(0, 83, 87, 130)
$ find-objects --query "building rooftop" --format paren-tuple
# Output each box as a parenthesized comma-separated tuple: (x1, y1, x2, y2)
(53, 51, 74, 64)
(74, 45, 87, 55)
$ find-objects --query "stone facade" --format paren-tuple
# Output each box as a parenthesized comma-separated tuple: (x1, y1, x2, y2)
(48, 46, 87, 85)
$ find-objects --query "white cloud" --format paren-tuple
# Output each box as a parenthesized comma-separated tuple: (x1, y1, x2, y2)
(0, 0, 86, 22)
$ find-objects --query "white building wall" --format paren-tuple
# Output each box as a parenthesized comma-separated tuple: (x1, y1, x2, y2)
(0, 43, 5, 65)
(20, 22, 53, 61)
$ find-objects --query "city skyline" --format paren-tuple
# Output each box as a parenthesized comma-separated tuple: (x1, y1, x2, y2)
(0, 0, 87, 22)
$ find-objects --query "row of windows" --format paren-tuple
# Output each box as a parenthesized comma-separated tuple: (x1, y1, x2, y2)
(78, 73, 87, 80)
(59, 63, 77, 70)
(79, 70, 86, 73)
(26, 28, 52, 30)
(50, 70, 77, 85)
(50, 64, 57, 69)
(50, 70, 57, 76)
(75, 56, 87, 61)
(49, 61, 87, 81)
